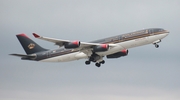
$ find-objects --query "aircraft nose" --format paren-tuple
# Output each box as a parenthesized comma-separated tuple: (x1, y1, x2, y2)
(164, 30, 169, 36)
(164, 30, 169, 33)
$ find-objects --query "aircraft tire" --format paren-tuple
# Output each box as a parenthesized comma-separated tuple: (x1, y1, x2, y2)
(155, 44, 159, 48)
(85, 61, 91, 65)
(95, 63, 101, 67)
(101, 60, 105, 64)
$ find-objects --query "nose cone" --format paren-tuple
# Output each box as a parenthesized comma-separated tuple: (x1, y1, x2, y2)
(164, 30, 169, 37)
(164, 30, 169, 33)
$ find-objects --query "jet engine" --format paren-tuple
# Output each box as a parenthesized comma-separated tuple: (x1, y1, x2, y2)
(107, 49, 128, 58)
(93, 44, 109, 52)
(64, 41, 80, 49)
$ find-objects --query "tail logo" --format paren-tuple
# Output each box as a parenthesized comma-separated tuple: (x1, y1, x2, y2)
(28, 43, 35, 49)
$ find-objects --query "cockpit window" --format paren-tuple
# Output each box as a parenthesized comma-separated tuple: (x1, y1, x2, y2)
(148, 28, 164, 33)
(159, 29, 164, 31)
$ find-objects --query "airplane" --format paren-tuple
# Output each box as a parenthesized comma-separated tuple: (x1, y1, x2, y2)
(10, 28, 169, 67)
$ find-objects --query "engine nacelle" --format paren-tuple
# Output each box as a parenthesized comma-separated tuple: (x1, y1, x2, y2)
(107, 49, 128, 58)
(64, 41, 80, 49)
(93, 44, 109, 52)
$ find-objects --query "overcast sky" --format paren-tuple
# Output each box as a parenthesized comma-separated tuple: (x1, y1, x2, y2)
(0, 0, 180, 100)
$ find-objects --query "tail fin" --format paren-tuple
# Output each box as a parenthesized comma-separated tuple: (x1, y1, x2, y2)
(16, 33, 47, 54)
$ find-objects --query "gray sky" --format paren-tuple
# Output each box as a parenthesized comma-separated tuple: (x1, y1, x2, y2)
(0, 0, 180, 100)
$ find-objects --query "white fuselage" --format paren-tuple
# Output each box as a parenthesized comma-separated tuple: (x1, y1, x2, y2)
(40, 33, 168, 62)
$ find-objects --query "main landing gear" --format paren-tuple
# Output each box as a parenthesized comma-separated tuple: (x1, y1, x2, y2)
(95, 60, 105, 67)
(85, 60, 105, 67)
(85, 53, 105, 67)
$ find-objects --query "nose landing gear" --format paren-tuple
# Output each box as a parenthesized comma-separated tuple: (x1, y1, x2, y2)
(154, 43, 159, 48)
(153, 39, 161, 48)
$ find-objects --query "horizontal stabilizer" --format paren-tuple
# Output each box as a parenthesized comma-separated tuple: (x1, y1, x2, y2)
(10, 54, 36, 59)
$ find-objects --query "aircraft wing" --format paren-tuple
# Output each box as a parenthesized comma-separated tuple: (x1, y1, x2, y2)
(32, 33, 117, 49)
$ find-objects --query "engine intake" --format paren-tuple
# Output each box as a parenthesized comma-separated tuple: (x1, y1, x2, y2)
(93, 44, 109, 52)
(64, 41, 80, 49)
(107, 49, 128, 58)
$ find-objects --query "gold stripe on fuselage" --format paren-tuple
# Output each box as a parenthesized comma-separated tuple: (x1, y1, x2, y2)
(105, 31, 166, 44)
(46, 31, 166, 58)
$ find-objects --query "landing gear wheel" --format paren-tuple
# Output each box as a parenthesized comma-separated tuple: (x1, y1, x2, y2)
(155, 44, 159, 48)
(100, 60, 105, 64)
(85, 61, 91, 65)
(95, 63, 101, 67)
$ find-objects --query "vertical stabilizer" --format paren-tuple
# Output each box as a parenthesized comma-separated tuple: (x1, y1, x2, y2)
(16, 33, 47, 54)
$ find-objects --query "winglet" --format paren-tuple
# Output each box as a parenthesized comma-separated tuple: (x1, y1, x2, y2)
(32, 33, 40, 38)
